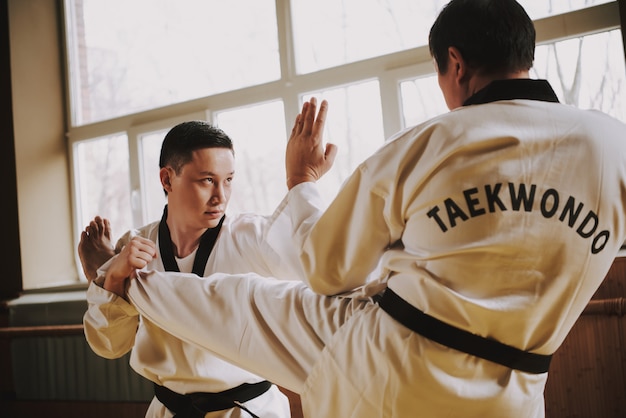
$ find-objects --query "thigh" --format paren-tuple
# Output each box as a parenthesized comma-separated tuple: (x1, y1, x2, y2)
(300, 305, 549, 418)
(235, 277, 372, 392)
(301, 304, 421, 418)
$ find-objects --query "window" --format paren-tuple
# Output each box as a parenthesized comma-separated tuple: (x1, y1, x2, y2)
(290, 0, 443, 74)
(303, 81, 386, 203)
(533, 29, 626, 121)
(63, 0, 625, 280)
(214, 101, 288, 215)
(137, 129, 169, 224)
(72, 133, 132, 237)
(400, 75, 448, 128)
(289, 0, 614, 74)
(64, 0, 280, 125)
(519, 0, 612, 18)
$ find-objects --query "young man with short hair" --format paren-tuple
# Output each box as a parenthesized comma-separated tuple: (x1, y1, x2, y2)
(83, 121, 325, 417)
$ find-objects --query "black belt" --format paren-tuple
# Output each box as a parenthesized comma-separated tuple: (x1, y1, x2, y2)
(377, 288, 552, 374)
(154, 380, 272, 418)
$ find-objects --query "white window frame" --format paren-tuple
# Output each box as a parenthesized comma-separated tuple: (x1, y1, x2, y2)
(64, 1, 624, 280)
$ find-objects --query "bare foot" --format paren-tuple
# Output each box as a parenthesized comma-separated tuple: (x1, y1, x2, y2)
(78, 216, 115, 282)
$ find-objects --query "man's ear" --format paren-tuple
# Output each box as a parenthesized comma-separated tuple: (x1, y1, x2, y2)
(447, 46, 468, 84)
(160, 167, 173, 193)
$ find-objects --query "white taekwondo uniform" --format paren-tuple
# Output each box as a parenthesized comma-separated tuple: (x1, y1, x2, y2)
(127, 79, 626, 417)
(84, 201, 321, 418)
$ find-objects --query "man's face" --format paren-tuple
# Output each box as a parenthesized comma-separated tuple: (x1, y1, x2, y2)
(165, 147, 235, 229)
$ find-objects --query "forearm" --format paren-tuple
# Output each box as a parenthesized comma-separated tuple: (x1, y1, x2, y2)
(84, 281, 139, 358)
(103, 274, 128, 297)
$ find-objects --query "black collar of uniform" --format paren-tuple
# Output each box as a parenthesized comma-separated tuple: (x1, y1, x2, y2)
(463, 79, 560, 106)
(158, 204, 224, 276)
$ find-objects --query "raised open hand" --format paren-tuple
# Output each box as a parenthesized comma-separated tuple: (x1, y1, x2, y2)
(286, 97, 338, 190)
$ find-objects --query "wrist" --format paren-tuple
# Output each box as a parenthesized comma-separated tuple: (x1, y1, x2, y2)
(287, 175, 316, 190)
(104, 271, 128, 297)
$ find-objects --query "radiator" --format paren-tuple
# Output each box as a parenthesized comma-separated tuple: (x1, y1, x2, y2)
(8, 290, 153, 402)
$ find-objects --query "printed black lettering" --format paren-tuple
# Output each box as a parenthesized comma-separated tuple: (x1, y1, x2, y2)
(591, 230, 610, 254)
(558, 196, 583, 227)
(425, 183, 610, 254)
(464, 187, 486, 217)
(509, 183, 536, 212)
(576, 211, 599, 238)
(427, 206, 448, 232)
(540, 188, 559, 218)
(485, 183, 507, 213)
(444, 198, 469, 228)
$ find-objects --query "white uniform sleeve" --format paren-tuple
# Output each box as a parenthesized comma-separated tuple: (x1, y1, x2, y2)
(82, 259, 140, 359)
(114, 228, 141, 253)
(263, 182, 328, 281)
(286, 169, 391, 295)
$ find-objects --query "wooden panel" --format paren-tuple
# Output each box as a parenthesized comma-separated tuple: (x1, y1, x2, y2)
(0, 393, 303, 418)
(279, 386, 304, 418)
(0, 319, 304, 416)
(0, 324, 83, 338)
(0, 400, 150, 418)
(544, 257, 626, 417)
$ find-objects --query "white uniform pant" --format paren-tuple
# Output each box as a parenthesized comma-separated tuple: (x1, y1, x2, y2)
(128, 270, 547, 418)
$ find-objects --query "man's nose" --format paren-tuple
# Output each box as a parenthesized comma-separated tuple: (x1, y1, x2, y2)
(212, 183, 226, 202)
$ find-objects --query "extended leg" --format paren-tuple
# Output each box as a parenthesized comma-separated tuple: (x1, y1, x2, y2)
(127, 269, 369, 393)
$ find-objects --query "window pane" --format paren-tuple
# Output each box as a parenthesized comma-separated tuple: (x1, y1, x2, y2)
(400, 75, 448, 128)
(532, 29, 626, 123)
(304, 81, 385, 203)
(289, 0, 612, 74)
(74, 134, 133, 244)
(65, 0, 280, 125)
(518, 0, 611, 19)
(399, 29, 626, 129)
(291, 0, 446, 74)
(215, 101, 288, 216)
(140, 130, 169, 225)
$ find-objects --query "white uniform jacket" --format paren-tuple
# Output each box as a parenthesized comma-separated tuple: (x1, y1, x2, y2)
(83, 195, 322, 417)
(126, 79, 626, 418)
(284, 79, 626, 415)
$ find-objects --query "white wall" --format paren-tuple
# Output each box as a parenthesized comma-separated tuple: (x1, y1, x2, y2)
(9, 0, 79, 288)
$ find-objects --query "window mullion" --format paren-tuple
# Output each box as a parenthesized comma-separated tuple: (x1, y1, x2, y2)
(126, 129, 143, 228)
(276, 0, 300, 142)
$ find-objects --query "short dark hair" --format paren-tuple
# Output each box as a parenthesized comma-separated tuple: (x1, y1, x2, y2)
(159, 121, 234, 174)
(429, 0, 535, 75)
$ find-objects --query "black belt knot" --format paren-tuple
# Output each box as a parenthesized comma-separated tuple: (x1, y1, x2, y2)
(154, 380, 272, 418)
(377, 288, 552, 374)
